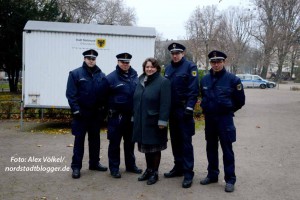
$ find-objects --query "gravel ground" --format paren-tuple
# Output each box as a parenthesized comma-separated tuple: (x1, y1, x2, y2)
(0, 82, 300, 200)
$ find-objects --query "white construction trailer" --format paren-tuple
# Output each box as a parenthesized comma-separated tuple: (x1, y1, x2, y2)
(22, 20, 156, 109)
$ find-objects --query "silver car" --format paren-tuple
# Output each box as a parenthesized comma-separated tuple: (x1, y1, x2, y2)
(236, 74, 276, 89)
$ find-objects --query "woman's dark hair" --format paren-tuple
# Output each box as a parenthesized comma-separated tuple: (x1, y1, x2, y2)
(142, 57, 161, 73)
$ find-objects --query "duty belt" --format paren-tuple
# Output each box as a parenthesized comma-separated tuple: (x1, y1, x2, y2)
(108, 109, 131, 118)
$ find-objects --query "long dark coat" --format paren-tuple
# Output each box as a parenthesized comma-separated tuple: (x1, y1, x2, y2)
(132, 72, 171, 145)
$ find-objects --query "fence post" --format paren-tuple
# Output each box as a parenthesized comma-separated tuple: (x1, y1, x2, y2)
(20, 100, 24, 131)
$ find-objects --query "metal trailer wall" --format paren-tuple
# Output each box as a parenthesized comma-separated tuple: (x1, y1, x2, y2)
(22, 21, 156, 109)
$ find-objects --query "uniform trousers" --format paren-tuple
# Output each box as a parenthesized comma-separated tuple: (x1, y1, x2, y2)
(71, 116, 101, 170)
(107, 114, 136, 172)
(205, 114, 236, 184)
(169, 107, 195, 180)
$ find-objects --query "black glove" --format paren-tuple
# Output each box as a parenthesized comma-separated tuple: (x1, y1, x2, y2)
(73, 112, 82, 120)
(183, 108, 193, 120)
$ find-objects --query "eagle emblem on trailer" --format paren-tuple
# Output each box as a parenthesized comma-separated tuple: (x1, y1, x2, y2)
(96, 39, 106, 48)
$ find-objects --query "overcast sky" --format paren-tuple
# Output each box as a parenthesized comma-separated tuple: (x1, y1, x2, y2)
(125, 0, 251, 40)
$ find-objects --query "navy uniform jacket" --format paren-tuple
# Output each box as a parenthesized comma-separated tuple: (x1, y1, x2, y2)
(106, 66, 138, 113)
(66, 62, 109, 117)
(164, 57, 199, 110)
(200, 68, 245, 115)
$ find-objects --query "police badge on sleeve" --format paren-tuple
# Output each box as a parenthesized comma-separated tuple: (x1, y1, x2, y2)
(237, 84, 242, 90)
(192, 71, 197, 77)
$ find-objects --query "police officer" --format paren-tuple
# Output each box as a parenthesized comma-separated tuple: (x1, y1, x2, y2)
(106, 53, 142, 178)
(199, 50, 245, 192)
(66, 49, 109, 179)
(164, 43, 199, 188)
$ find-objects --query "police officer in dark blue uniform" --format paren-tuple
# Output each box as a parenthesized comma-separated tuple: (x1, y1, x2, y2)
(164, 43, 199, 188)
(199, 50, 245, 192)
(66, 49, 109, 179)
(106, 53, 142, 178)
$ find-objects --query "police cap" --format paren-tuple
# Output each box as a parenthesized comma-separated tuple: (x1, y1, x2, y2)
(168, 42, 186, 52)
(208, 50, 227, 61)
(82, 49, 98, 58)
(116, 52, 132, 62)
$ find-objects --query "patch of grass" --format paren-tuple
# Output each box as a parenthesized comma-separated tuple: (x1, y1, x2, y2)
(0, 93, 72, 120)
(19, 117, 204, 135)
(20, 119, 108, 135)
(0, 93, 21, 119)
(0, 83, 9, 89)
(0, 82, 22, 90)
(28, 120, 71, 134)
(195, 115, 205, 131)
(0, 92, 21, 100)
(1, 92, 205, 133)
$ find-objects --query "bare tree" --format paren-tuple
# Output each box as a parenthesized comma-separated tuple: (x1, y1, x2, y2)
(185, 6, 254, 74)
(57, 0, 136, 25)
(251, 0, 281, 78)
(251, 0, 300, 80)
(247, 47, 264, 74)
(154, 33, 170, 67)
(274, 0, 300, 81)
(95, 0, 136, 25)
(57, 0, 97, 23)
(185, 5, 220, 72)
(217, 7, 253, 73)
(290, 41, 300, 79)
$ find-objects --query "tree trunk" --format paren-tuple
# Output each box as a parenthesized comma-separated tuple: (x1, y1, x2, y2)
(275, 48, 288, 82)
(7, 67, 20, 92)
(260, 52, 271, 79)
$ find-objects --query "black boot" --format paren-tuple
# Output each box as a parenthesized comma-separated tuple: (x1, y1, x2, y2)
(164, 167, 183, 178)
(147, 151, 161, 185)
(72, 168, 80, 179)
(147, 171, 158, 185)
(138, 169, 152, 181)
(140, 152, 153, 181)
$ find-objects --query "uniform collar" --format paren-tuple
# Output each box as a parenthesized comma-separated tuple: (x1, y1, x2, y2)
(116, 65, 131, 75)
(171, 57, 185, 67)
(140, 71, 160, 85)
(210, 67, 226, 77)
(82, 62, 100, 74)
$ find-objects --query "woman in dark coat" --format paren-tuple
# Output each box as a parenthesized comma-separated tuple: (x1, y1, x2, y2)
(132, 57, 171, 185)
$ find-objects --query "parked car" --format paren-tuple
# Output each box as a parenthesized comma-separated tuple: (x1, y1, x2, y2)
(1, 76, 9, 81)
(236, 74, 276, 89)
